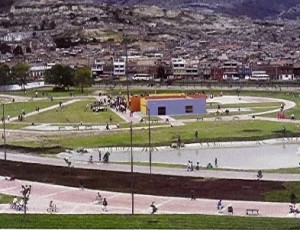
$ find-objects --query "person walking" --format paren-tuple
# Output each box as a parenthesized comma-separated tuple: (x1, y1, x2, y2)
(214, 158, 218, 168)
(102, 198, 108, 212)
(191, 190, 196, 201)
(150, 202, 157, 214)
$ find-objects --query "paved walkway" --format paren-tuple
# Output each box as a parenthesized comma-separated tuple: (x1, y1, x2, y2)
(0, 176, 298, 218)
(1, 166, 299, 217)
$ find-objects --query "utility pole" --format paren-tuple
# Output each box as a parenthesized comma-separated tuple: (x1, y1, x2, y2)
(125, 35, 129, 107)
(2, 104, 6, 161)
(148, 107, 152, 175)
(130, 121, 134, 214)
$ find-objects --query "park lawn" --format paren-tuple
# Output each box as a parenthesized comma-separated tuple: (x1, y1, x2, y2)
(267, 167, 300, 174)
(11, 120, 299, 149)
(22, 100, 124, 124)
(0, 193, 14, 204)
(6, 87, 95, 98)
(0, 214, 300, 229)
(208, 102, 282, 109)
(3, 99, 68, 118)
(264, 182, 300, 203)
(0, 122, 28, 129)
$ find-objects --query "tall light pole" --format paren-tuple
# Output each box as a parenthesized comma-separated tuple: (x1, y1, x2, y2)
(130, 121, 134, 214)
(2, 104, 6, 161)
(125, 35, 129, 108)
(148, 107, 152, 175)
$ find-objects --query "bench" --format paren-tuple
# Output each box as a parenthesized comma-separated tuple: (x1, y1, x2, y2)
(233, 116, 240, 121)
(85, 125, 92, 130)
(58, 126, 66, 131)
(246, 209, 259, 215)
(73, 125, 79, 130)
(196, 117, 204, 121)
(151, 119, 159, 123)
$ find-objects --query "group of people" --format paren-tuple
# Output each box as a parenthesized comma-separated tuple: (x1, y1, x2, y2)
(11, 196, 26, 211)
(93, 192, 108, 211)
(10, 185, 32, 211)
(187, 158, 218, 171)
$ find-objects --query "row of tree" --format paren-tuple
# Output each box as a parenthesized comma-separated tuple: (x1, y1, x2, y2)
(0, 63, 92, 93)
(44, 64, 92, 93)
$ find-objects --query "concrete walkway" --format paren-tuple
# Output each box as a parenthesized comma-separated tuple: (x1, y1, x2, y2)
(0, 176, 298, 218)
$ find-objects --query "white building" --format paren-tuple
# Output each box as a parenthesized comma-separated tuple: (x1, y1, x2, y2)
(113, 58, 126, 77)
(172, 58, 186, 79)
(91, 59, 105, 76)
(29, 63, 53, 80)
(250, 71, 270, 81)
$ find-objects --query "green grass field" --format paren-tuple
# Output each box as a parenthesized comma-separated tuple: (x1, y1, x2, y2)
(0, 193, 14, 204)
(2, 99, 67, 118)
(22, 100, 124, 124)
(0, 214, 299, 229)
(8, 120, 299, 149)
(5, 87, 95, 97)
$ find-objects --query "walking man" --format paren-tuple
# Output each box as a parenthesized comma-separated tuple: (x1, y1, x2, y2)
(102, 198, 108, 212)
(214, 157, 218, 168)
(150, 202, 157, 214)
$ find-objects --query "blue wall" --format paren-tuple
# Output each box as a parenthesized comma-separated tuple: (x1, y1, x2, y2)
(147, 98, 206, 116)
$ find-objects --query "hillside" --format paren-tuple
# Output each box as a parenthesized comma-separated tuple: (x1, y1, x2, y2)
(96, 0, 300, 19)
(0, 0, 15, 13)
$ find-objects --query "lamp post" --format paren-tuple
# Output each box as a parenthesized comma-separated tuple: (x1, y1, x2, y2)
(130, 121, 134, 214)
(125, 35, 129, 108)
(148, 107, 152, 175)
(2, 104, 6, 161)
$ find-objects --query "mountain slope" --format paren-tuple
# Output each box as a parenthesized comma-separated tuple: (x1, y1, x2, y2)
(0, 0, 15, 13)
(96, 0, 300, 19)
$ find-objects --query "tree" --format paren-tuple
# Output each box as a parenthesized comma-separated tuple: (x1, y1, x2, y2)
(74, 67, 92, 94)
(157, 65, 166, 81)
(0, 64, 11, 87)
(11, 62, 29, 93)
(44, 64, 74, 89)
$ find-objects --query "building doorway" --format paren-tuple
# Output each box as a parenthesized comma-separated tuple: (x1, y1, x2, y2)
(158, 106, 166, 115)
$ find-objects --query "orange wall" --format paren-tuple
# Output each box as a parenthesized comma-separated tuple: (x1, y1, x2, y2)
(130, 96, 141, 112)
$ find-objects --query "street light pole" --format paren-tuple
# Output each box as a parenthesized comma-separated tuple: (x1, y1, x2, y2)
(125, 36, 129, 108)
(130, 121, 134, 214)
(2, 104, 6, 161)
(148, 107, 151, 175)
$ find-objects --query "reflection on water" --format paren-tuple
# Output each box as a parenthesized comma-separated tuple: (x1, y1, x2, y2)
(66, 143, 300, 170)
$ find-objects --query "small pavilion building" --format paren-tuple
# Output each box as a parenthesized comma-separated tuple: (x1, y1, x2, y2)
(130, 93, 206, 116)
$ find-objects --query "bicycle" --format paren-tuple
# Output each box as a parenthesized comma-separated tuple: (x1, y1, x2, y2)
(92, 197, 103, 205)
(47, 204, 57, 213)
